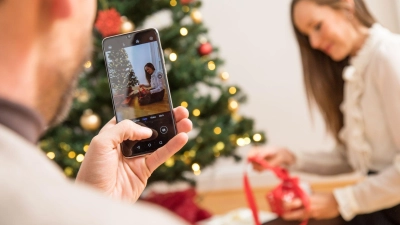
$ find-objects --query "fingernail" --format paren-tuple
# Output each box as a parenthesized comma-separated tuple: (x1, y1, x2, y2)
(142, 127, 152, 134)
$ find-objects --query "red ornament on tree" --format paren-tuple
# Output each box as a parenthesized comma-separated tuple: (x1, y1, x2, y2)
(95, 8, 122, 37)
(180, 0, 194, 4)
(198, 42, 213, 56)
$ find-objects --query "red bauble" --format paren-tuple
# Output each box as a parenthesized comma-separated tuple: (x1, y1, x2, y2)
(198, 42, 213, 56)
(95, 8, 122, 37)
(180, 0, 194, 4)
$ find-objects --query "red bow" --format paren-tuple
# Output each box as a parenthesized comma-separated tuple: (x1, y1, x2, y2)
(243, 156, 310, 225)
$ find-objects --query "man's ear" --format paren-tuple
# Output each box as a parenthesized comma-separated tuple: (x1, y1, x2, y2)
(50, 0, 72, 19)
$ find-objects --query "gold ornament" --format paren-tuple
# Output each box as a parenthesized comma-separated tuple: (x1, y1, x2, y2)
(84, 61, 92, 69)
(80, 109, 101, 131)
(191, 10, 202, 24)
(120, 16, 135, 33)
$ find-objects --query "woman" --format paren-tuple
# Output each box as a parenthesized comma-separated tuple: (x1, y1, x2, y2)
(249, 0, 400, 224)
(139, 62, 166, 105)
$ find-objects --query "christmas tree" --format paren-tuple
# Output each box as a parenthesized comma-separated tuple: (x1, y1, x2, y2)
(106, 48, 138, 94)
(40, 0, 266, 185)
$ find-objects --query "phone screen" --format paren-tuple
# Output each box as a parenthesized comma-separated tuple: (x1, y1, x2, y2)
(102, 29, 176, 157)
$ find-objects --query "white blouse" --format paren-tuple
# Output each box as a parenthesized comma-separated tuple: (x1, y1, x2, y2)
(149, 70, 166, 94)
(294, 24, 400, 221)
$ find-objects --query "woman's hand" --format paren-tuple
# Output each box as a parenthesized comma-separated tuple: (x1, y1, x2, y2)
(76, 106, 192, 202)
(282, 192, 340, 221)
(247, 146, 296, 171)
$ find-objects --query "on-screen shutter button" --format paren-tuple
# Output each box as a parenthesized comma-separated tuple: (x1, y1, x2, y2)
(160, 126, 168, 134)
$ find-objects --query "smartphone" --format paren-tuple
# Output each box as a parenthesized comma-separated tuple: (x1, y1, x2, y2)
(102, 28, 177, 158)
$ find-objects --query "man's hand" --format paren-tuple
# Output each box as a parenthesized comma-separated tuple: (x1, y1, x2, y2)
(282, 192, 340, 221)
(76, 106, 192, 202)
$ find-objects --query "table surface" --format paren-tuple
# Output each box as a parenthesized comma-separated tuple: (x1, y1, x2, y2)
(197, 179, 358, 215)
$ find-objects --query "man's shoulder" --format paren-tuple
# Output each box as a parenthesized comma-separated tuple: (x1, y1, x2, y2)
(0, 124, 67, 182)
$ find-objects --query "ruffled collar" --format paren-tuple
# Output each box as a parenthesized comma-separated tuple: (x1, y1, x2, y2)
(339, 24, 390, 174)
(347, 24, 390, 77)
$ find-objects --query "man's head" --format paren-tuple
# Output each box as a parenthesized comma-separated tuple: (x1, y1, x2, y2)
(0, 0, 96, 127)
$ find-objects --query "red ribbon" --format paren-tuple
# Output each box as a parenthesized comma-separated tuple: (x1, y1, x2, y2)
(243, 156, 310, 225)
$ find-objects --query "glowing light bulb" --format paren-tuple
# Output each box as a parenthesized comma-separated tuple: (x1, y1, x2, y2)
(181, 101, 188, 108)
(193, 109, 201, 117)
(180, 27, 188, 36)
(253, 133, 262, 142)
(192, 163, 200, 171)
(236, 138, 245, 147)
(169, 53, 177, 61)
(214, 127, 222, 135)
(229, 87, 237, 95)
(208, 61, 216, 70)
(68, 151, 76, 159)
(76, 154, 85, 162)
(244, 137, 251, 145)
(220, 72, 230, 80)
(47, 152, 55, 159)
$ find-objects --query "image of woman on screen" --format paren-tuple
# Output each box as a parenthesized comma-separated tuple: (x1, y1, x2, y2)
(138, 62, 166, 105)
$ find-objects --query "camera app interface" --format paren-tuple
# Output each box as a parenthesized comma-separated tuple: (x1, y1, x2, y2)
(105, 37, 176, 157)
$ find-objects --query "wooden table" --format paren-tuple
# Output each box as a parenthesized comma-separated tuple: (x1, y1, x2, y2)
(197, 179, 358, 215)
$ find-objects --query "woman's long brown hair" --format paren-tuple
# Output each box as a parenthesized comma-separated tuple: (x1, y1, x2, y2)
(290, 0, 376, 142)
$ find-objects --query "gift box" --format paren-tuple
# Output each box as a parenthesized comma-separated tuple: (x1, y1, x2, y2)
(142, 188, 212, 224)
(244, 156, 310, 225)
